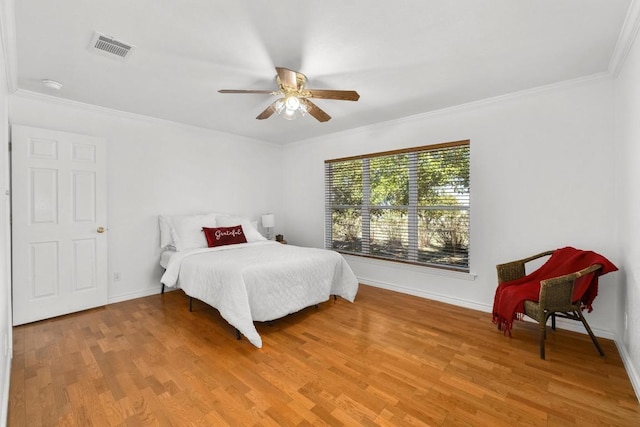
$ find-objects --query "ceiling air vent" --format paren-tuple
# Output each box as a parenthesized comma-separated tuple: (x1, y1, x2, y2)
(89, 32, 135, 61)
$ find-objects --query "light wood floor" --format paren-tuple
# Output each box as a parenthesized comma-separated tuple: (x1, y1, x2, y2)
(8, 285, 640, 426)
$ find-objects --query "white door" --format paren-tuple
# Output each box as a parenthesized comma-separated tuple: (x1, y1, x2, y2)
(11, 125, 107, 325)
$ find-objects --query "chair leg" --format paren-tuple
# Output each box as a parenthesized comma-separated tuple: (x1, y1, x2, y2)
(575, 310, 605, 357)
(551, 312, 556, 331)
(539, 319, 546, 360)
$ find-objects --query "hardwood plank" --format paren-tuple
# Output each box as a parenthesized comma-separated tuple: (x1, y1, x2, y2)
(8, 285, 640, 426)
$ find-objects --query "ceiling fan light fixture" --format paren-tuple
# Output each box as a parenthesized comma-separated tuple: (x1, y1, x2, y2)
(281, 107, 298, 121)
(284, 95, 300, 111)
(274, 96, 306, 120)
(299, 102, 309, 117)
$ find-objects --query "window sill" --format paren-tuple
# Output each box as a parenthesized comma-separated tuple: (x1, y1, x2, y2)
(342, 254, 477, 281)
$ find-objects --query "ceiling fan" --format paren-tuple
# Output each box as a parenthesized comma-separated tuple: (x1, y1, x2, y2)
(218, 67, 360, 122)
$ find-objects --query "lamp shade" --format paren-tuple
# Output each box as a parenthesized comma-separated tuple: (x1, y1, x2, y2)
(261, 214, 275, 228)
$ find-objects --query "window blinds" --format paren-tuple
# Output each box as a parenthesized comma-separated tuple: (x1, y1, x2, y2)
(325, 140, 470, 271)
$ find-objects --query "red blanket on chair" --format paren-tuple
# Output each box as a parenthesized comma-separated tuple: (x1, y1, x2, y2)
(492, 247, 617, 335)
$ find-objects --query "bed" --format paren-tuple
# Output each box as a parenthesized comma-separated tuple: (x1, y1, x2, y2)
(158, 213, 359, 348)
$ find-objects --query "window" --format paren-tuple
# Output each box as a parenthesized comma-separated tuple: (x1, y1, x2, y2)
(325, 140, 470, 271)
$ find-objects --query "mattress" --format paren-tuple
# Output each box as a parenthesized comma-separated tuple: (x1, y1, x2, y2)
(160, 241, 359, 347)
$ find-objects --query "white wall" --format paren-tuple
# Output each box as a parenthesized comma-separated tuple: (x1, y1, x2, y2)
(9, 93, 284, 302)
(0, 14, 12, 425)
(282, 76, 620, 337)
(614, 23, 640, 398)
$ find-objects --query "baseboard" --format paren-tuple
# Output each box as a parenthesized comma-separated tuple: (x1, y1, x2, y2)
(550, 317, 616, 340)
(108, 285, 172, 304)
(358, 277, 491, 313)
(358, 277, 616, 340)
(615, 338, 640, 403)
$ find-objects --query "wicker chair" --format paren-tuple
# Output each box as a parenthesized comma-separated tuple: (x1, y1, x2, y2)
(496, 251, 605, 360)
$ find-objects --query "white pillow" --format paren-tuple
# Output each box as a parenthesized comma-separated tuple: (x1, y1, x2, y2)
(171, 214, 218, 251)
(159, 212, 227, 249)
(158, 215, 174, 248)
(216, 215, 266, 242)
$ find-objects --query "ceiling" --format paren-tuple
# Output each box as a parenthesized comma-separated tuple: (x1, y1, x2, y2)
(10, 0, 634, 144)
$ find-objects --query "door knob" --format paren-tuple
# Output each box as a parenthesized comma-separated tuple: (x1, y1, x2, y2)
(97, 227, 105, 233)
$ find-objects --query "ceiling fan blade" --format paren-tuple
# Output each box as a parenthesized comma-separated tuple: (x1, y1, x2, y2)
(306, 89, 360, 101)
(300, 99, 331, 122)
(219, 89, 275, 94)
(256, 102, 277, 120)
(276, 67, 299, 90)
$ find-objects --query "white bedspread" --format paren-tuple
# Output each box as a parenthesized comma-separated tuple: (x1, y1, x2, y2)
(160, 241, 358, 348)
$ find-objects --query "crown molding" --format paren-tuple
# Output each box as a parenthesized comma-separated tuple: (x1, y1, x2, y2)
(11, 89, 281, 148)
(609, 0, 640, 76)
(14, 69, 611, 151)
(0, 0, 17, 93)
(292, 72, 611, 147)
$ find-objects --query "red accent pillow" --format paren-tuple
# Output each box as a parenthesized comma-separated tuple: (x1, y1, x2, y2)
(202, 225, 247, 247)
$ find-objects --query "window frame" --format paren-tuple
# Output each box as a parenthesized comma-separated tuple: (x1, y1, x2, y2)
(324, 139, 470, 272)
